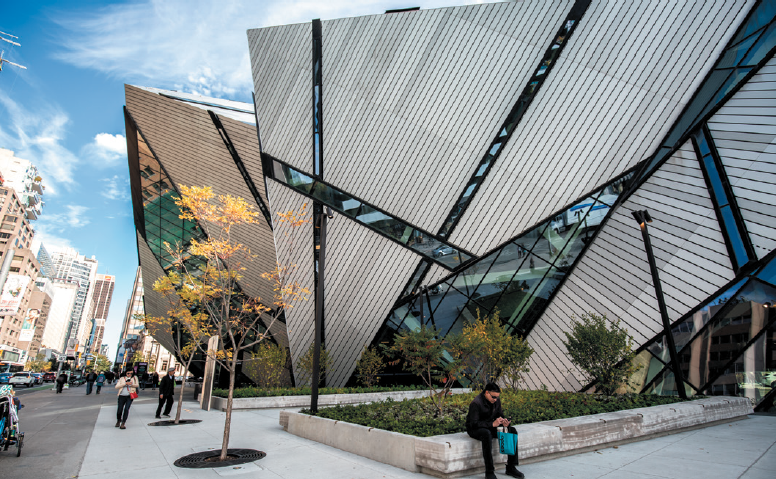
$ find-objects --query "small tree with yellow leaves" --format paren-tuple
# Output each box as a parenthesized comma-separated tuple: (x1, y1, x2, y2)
(160, 185, 309, 461)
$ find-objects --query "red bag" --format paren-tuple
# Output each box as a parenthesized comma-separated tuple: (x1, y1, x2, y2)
(129, 391, 138, 400)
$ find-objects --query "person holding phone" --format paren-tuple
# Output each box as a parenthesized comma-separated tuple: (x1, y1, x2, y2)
(466, 383, 524, 479)
(115, 370, 139, 429)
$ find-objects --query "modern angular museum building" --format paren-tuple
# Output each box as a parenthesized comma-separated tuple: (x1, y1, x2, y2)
(125, 0, 776, 409)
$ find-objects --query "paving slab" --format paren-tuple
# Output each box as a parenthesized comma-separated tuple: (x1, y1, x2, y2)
(77, 398, 776, 479)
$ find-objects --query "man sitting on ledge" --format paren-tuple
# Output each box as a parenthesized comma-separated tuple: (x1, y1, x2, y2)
(466, 383, 524, 479)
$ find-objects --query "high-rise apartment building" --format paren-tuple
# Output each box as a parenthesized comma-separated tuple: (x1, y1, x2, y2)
(36, 277, 78, 355)
(116, 267, 144, 367)
(50, 247, 99, 353)
(88, 274, 115, 353)
(36, 244, 57, 279)
(0, 149, 44, 221)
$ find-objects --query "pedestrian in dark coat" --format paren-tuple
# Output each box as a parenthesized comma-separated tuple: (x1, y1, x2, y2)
(151, 372, 159, 390)
(155, 367, 175, 419)
(141, 371, 149, 390)
(55, 373, 67, 393)
(466, 383, 523, 479)
(96, 372, 105, 394)
(85, 371, 97, 395)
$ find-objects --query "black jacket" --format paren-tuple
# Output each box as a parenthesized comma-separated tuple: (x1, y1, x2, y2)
(86, 372, 97, 382)
(466, 391, 504, 433)
(159, 374, 175, 397)
(56, 374, 67, 384)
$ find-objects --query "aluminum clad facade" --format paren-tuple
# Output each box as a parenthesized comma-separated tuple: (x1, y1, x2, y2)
(523, 140, 737, 391)
(318, 1, 573, 232)
(450, 0, 752, 255)
(125, 86, 277, 304)
(708, 56, 776, 259)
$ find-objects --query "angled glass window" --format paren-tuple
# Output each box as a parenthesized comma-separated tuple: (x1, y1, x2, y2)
(642, 368, 697, 398)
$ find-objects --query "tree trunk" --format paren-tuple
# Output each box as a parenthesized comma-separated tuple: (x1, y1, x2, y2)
(175, 357, 193, 425)
(220, 365, 236, 461)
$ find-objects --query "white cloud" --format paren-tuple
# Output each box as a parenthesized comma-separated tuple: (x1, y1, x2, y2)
(101, 174, 130, 201)
(82, 133, 126, 167)
(0, 90, 80, 195)
(52, 0, 491, 99)
(32, 204, 90, 253)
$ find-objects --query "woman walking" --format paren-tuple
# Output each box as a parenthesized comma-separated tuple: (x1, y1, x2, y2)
(96, 371, 105, 394)
(115, 370, 139, 429)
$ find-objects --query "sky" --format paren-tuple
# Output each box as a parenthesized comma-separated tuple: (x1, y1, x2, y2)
(0, 0, 490, 362)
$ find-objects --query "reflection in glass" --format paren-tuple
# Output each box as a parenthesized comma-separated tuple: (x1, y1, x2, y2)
(756, 257, 776, 286)
(643, 368, 696, 397)
(678, 280, 776, 389)
(704, 319, 776, 405)
(626, 350, 667, 393)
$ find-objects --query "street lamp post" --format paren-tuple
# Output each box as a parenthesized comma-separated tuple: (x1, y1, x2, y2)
(632, 210, 688, 399)
(310, 206, 333, 413)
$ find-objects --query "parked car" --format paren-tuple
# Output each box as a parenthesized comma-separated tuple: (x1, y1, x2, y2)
(432, 245, 456, 258)
(0, 372, 12, 384)
(43, 371, 56, 382)
(9, 372, 35, 388)
(32, 373, 43, 385)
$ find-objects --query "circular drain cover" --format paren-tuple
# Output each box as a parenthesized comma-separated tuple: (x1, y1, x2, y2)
(174, 449, 266, 469)
(148, 419, 202, 427)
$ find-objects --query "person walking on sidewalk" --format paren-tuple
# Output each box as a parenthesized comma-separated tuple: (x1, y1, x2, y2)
(56, 372, 67, 393)
(96, 371, 105, 394)
(151, 371, 159, 390)
(85, 370, 97, 395)
(155, 367, 175, 419)
(115, 370, 139, 429)
(466, 383, 524, 479)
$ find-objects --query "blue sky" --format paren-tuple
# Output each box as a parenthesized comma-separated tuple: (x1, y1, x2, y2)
(0, 0, 487, 360)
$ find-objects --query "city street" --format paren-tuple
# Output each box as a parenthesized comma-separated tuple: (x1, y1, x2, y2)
(0, 382, 153, 477)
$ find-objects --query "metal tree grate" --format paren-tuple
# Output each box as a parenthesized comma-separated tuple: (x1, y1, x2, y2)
(174, 449, 266, 469)
(148, 419, 202, 427)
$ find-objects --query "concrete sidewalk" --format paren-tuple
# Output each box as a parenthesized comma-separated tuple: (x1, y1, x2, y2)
(78, 397, 776, 479)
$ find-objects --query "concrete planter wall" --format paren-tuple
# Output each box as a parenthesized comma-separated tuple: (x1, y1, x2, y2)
(279, 396, 753, 478)
(211, 388, 471, 411)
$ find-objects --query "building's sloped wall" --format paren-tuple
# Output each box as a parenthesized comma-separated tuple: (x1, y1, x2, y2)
(125, 86, 277, 305)
(452, 0, 752, 255)
(422, 263, 452, 288)
(322, 211, 421, 386)
(318, 1, 573, 233)
(266, 180, 315, 384)
(136, 231, 176, 353)
(708, 56, 776, 259)
(218, 114, 272, 215)
(248, 23, 312, 172)
(523, 141, 736, 391)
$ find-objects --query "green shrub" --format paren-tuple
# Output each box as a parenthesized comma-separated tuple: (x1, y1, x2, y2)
(243, 342, 287, 388)
(302, 390, 687, 437)
(562, 313, 639, 395)
(296, 342, 333, 386)
(355, 345, 384, 387)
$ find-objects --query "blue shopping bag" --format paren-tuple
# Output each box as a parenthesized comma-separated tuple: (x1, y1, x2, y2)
(497, 427, 518, 456)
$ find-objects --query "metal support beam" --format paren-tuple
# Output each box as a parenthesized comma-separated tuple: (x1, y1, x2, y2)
(632, 210, 688, 399)
(310, 206, 332, 413)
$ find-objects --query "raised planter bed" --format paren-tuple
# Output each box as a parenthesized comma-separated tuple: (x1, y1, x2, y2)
(279, 396, 752, 478)
(210, 388, 471, 411)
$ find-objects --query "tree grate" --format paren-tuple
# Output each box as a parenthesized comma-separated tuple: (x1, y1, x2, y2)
(174, 449, 266, 469)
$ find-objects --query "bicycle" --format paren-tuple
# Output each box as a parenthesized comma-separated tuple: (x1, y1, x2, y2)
(0, 385, 24, 457)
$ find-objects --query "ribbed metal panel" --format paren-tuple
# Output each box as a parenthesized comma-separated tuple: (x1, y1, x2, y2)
(323, 213, 420, 386)
(136, 231, 176, 353)
(522, 141, 736, 391)
(125, 86, 277, 305)
(708, 56, 776, 260)
(452, 0, 752, 255)
(422, 263, 451, 288)
(266, 180, 315, 384)
(248, 22, 312, 171)
(320, 1, 573, 232)
(220, 115, 271, 211)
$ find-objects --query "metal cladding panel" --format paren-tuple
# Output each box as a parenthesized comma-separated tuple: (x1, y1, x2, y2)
(136, 231, 176, 353)
(124, 85, 277, 305)
(320, 1, 573, 232)
(422, 263, 451, 288)
(323, 213, 420, 387)
(522, 141, 737, 391)
(248, 22, 313, 171)
(452, 0, 752, 255)
(708, 57, 776, 260)
(218, 114, 271, 210)
(266, 180, 315, 384)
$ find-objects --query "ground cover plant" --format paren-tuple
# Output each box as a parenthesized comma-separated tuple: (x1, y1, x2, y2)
(213, 384, 425, 398)
(301, 390, 687, 437)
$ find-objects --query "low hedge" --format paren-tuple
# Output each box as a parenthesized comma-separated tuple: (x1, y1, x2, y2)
(301, 390, 687, 437)
(212, 384, 425, 398)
